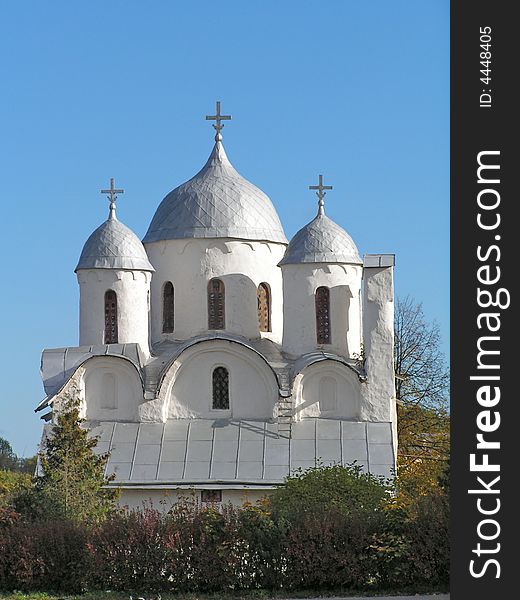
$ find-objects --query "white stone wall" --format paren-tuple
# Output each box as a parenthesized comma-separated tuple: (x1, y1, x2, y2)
(118, 487, 272, 511)
(292, 360, 362, 421)
(81, 356, 144, 422)
(361, 264, 396, 433)
(144, 238, 286, 344)
(281, 263, 362, 358)
(77, 269, 151, 355)
(139, 339, 279, 422)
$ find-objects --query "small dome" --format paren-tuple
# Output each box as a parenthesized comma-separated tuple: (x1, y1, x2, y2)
(76, 213, 154, 272)
(279, 212, 362, 266)
(143, 141, 287, 244)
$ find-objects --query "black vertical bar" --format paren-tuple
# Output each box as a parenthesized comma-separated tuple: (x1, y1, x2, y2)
(452, 2, 516, 598)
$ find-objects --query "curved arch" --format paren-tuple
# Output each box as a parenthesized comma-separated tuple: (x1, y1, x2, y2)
(39, 353, 145, 414)
(291, 353, 364, 386)
(152, 337, 281, 420)
(156, 336, 283, 394)
(292, 359, 361, 421)
(83, 355, 144, 421)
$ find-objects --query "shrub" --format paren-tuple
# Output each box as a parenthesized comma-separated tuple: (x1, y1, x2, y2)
(284, 508, 383, 590)
(0, 467, 449, 594)
(0, 519, 89, 593)
(270, 463, 393, 522)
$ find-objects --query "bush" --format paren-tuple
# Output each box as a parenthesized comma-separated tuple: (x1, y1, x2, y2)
(270, 463, 392, 522)
(0, 519, 89, 593)
(0, 467, 449, 594)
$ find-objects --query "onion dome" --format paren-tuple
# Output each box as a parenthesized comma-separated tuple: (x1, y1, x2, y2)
(279, 175, 361, 266)
(75, 180, 154, 272)
(143, 102, 287, 244)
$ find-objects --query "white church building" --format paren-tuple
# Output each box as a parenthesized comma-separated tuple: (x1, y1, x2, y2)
(36, 103, 397, 508)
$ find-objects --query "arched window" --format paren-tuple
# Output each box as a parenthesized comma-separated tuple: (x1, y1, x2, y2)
(208, 278, 225, 329)
(257, 282, 271, 332)
(162, 282, 174, 333)
(212, 366, 230, 410)
(104, 290, 118, 344)
(315, 286, 331, 344)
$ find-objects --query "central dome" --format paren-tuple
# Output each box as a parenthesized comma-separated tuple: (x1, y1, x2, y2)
(143, 142, 287, 244)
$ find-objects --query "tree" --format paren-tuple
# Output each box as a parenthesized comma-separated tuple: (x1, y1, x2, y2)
(0, 437, 37, 474)
(0, 438, 18, 471)
(32, 384, 119, 523)
(394, 296, 450, 503)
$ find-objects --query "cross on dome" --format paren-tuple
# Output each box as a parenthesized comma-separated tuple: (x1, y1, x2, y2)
(309, 174, 332, 215)
(205, 101, 232, 142)
(101, 178, 124, 220)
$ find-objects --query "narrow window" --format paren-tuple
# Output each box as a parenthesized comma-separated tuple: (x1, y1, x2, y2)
(104, 290, 118, 344)
(257, 283, 271, 332)
(163, 281, 175, 333)
(208, 278, 225, 329)
(212, 366, 229, 410)
(315, 286, 331, 344)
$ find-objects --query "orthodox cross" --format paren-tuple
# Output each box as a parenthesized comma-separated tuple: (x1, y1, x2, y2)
(309, 174, 332, 215)
(101, 178, 124, 219)
(205, 101, 232, 141)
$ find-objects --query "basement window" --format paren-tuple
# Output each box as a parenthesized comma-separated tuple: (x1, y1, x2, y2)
(201, 489, 222, 503)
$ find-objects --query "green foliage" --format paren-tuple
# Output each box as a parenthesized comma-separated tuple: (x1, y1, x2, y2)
(0, 437, 36, 474)
(269, 463, 392, 522)
(0, 470, 32, 508)
(0, 476, 449, 594)
(32, 385, 119, 524)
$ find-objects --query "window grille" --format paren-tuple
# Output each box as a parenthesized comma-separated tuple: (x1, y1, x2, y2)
(315, 286, 331, 344)
(104, 290, 118, 344)
(208, 279, 225, 329)
(212, 366, 230, 410)
(201, 489, 222, 502)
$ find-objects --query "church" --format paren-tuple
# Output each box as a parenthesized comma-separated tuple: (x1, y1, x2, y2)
(36, 103, 397, 509)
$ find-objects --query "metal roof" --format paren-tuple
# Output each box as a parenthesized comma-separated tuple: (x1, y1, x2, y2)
(77, 418, 395, 486)
(279, 212, 362, 266)
(76, 216, 154, 272)
(143, 141, 288, 245)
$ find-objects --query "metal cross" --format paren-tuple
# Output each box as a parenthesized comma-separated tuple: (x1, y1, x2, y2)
(101, 177, 124, 218)
(309, 174, 332, 214)
(205, 101, 232, 140)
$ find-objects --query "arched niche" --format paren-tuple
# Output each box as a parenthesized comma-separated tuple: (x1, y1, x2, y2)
(293, 360, 361, 420)
(82, 356, 144, 421)
(155, 340, 279, 420)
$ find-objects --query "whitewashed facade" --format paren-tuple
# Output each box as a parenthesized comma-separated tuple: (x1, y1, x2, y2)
(37, 111, 396, 510)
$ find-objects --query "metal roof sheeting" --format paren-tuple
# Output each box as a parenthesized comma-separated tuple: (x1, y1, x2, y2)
(76, 217, 154, 272)
(279, 213, 362, 266)
(78, 418, 395, 486)
(143, 142, 287, 245)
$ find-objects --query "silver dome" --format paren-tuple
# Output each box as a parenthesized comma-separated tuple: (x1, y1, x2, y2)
(279, 211, 362, 266)
(76, 214, 154, 272)
(143, 141, 287, 244)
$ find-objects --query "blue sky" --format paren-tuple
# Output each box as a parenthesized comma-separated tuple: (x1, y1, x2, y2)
(0, 1, 449, 456)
